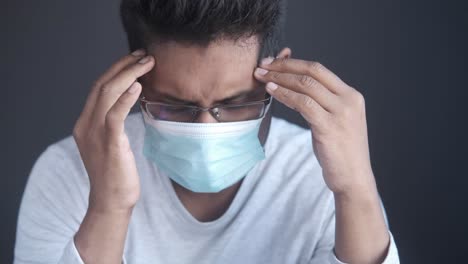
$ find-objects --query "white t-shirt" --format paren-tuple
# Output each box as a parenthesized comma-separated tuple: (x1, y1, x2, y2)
(14, 113, 399, 264)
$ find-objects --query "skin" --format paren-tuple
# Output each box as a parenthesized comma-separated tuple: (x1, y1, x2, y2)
(139, 38, 279, 222)
(73, 36, 389, 264)
(254, 55, 390, 263)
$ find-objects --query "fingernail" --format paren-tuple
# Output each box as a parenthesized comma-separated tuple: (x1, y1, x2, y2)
(138, 56, 151, 64)
(266, 82, 278, 91)
(255, 68, 269, 76)
(131, 49, 146, 56)
(261, 57, 274, 65)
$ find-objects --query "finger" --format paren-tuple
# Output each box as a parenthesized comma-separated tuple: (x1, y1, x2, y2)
(259, 57, 349, 94)
(265, 82, 329, 127)
(93, 55, 154, 124)
(254, 68, 339, 113)
(80, 50, 146, 123)
(105, 82, 142, 136)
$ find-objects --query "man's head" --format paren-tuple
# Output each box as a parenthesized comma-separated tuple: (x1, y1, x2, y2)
(120, 0, 289, 129)
(120, 0, 290, 194)
(120, 0, 286, 62)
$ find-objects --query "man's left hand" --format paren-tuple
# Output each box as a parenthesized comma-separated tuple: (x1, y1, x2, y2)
(254, 56, 375, 195)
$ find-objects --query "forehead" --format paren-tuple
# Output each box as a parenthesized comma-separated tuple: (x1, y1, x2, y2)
(141, 36, 263, 105)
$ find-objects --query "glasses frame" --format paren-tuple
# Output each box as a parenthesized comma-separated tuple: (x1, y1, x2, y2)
(140, 94, 272, 122)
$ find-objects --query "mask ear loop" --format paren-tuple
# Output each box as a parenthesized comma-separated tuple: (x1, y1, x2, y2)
(262, 95, 273, 118)
(139, 96, 152, 119)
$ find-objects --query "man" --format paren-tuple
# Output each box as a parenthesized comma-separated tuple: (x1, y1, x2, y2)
(15, 0, 399, 263)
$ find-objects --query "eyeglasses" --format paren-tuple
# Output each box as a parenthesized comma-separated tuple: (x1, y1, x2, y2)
(140, 94, 272, 123)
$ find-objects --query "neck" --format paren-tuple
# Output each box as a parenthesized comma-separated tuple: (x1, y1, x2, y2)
(172, 179, 243, 222)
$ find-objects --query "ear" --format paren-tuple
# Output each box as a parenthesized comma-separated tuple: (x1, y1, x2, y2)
(276, 47, 292, 59)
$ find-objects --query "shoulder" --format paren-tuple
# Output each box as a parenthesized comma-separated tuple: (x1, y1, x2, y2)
(38, 112, 144, 164)
(262, 116, 333, 208)
(26, 112, 145, 193)
(265, 117, 319, 180)
(32, 135, 83, 180)
(23, 135, 88, 211)
(268, 117, 312, 149)
(124, 111, 146, 144)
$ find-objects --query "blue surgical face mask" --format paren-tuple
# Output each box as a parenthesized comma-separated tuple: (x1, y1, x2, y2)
(141, 111, 266, 193)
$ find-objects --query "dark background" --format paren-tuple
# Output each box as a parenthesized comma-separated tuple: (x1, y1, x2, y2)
(2, 0, 467, 263)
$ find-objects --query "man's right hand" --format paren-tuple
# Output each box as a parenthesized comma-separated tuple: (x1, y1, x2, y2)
(72, 50, 155, 264)
(73, 49, 154, 212)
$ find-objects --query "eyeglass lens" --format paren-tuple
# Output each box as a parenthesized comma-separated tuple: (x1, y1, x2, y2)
(145, 102, 267, 122)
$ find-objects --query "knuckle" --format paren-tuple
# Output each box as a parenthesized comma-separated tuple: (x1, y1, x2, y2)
(353, 89, 365, 105)
(348, 87, 365, 106)
(307, 61, 324, 74)
(298, 75, 317, 88)
(302, 96, 315, 108)
(269, 71, 282, 81)
(279, 87, 291, 98)
(105, 112, 120, 130)
(92, 79, 103, 89)
(100, 83, 113, 95)
(72, 125, 82, 142)
(72, 118, 87, 142)
(74, 123, 101, 150)
(91, 82, 100, 92)
(275, 57, 289, 67)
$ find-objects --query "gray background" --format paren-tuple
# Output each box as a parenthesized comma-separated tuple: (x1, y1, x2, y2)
(2, 0, 467, 263)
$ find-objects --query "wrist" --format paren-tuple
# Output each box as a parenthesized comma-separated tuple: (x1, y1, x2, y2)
(333, 185, 380, 211)
(88, 195, 137, 215)
(76, 201, 133, 264)
(88, 186, 140, 214)
(88, 202, 135, 216)
(332, 171, 379, 204)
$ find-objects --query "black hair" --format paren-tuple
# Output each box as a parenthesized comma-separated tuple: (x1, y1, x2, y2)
(120, 0, 286, 60)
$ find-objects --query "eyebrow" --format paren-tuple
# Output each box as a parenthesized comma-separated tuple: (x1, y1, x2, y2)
(218, 89, 262, 103)
(158, 93, 195, 105)
(155, 88, 264, 105)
